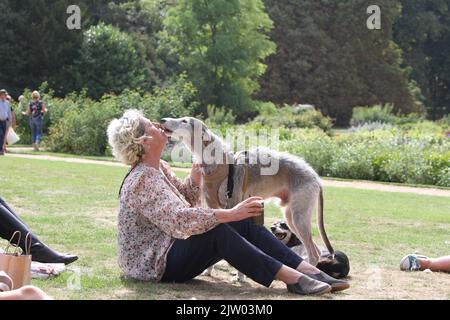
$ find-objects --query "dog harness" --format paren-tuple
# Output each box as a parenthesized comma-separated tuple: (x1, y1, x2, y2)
(202, 152, 250, 209)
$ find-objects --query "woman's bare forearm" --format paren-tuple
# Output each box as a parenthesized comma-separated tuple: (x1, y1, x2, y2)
(212, 197, 263, 223)
(213, 209, 234, 223)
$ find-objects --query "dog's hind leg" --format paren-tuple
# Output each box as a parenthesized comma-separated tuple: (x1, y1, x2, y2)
(287, 191, 321, 266)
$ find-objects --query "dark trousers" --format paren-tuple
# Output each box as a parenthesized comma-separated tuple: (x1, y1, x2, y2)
(161, 219, 303, 287)
(0, 120, 7, 153)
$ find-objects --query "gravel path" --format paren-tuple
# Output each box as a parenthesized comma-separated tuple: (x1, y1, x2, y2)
(5, 152, 449, 197)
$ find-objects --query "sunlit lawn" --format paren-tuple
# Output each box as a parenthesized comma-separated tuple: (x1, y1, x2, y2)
(0, 156, 449, 299)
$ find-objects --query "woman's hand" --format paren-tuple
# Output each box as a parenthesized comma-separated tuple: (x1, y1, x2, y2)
(190, 163, 202, 187)
(214, 197, 264, 223)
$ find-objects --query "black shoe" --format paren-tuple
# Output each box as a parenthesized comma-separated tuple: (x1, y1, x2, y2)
(307, 271, 350, 292)
(0, 196, 78, 265)
(287, 275, 332, 296)
(30, 242, 78, 265)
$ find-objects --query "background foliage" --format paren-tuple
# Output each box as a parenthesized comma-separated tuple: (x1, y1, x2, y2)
(1, 0, 449, 123)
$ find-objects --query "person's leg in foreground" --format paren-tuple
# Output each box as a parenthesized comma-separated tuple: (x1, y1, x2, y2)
(0, 196, 78, 264)
(0, 286, 52, 300)
(162, 221, 349, 295)
(0, 271, 52, 300)
(400, 254, 450, 272)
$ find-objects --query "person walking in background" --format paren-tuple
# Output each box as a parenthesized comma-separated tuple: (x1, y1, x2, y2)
(0, 89, 12, 156)
(6, 95, 16, 131)
(2, 94, 16, 153)
(22, 91, 46, 151)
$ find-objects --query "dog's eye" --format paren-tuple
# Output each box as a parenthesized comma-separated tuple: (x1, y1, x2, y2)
(280, 223, 288, 228)
(182, 119, 188, 123)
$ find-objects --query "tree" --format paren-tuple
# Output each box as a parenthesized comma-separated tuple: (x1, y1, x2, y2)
(68, 23, 148, 99)
(0, 0, 130, 97)
(394, 0, 450, 119)
(0, 0, 84, 97)
(104, 0, 174, 88)
(162, 0, 276, 118)
(259, 0, 421, 125)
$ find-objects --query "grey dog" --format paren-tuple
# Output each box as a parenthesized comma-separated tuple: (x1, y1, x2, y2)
(161, 117, 335, 272)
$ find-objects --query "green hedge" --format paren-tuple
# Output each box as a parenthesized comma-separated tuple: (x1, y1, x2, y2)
(252, 103, 333, 132)
(206, 123, 449, 187)
(11, 84, 449, 187)
(279, 128, 450, 187)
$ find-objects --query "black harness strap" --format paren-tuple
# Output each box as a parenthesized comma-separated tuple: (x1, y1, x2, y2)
(226, 164, 234, 199)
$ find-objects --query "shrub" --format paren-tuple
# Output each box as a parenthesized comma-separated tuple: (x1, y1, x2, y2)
(149, 74, 198, 120)
(437, 114, 450, 131)
(279, 129, 336, 176)
(437, 167, 450, 187)
(46, 75, 198, 155)
(350, 121, 395, 132)
(253, 104, 333, 132)
(278, 127, 450, 187)
(350, 104, 397, 126)
(398, 120, 444, 135)
(68, 23, 148, 99)
(395, 112, 424, 125)
(204, 105, 236, 127)
(47, 99, 121, 155)
(329, 142, 376, 180)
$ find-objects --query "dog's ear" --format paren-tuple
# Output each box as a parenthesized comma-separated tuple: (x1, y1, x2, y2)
(201, 125, 212, 142)
(286, 233, 302, 248)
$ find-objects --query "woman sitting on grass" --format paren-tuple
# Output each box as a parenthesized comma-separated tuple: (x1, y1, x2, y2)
(107, 110, 349, 296)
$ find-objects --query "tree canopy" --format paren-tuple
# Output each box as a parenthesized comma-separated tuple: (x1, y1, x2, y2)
(0, 0, 448, 123)
(161, 0, 276, 118)
(394, 0, 450, 120)
(259, 0, 422, 125)
(67, 23, 148, 99)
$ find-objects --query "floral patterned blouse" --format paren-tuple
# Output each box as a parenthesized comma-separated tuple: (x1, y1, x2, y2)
(118, 161, 219, 282)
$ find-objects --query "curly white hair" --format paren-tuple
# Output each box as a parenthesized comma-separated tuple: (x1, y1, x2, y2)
(107, 109, 151, 166)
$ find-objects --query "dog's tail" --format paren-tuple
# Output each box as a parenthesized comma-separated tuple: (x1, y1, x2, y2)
(318, 186, 335, 257)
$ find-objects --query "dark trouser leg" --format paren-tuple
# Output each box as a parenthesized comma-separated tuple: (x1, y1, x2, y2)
(162, 224, 283, 287)
(0, 121, 6, 153)
(0, 196, 78, 264)
(228, 219, 303, 270)
(0, 197, 19, 218)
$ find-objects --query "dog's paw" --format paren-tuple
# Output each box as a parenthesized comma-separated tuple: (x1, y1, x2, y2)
(231, 272, 246, 283)
(201, 269, 213, 277)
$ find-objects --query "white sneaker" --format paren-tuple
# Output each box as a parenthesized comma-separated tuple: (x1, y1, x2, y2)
(400, 254, 428, 271)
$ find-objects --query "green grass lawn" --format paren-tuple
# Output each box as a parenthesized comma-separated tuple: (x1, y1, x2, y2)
(0, 156, 449, 299)
(7, 146, 195, 168)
